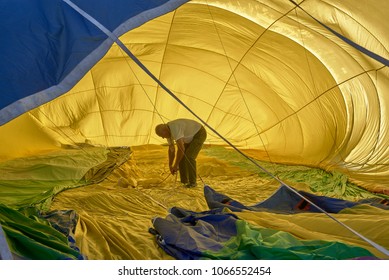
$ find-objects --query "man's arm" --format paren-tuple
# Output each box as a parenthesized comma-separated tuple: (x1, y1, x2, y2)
(168, 143, 176, 174)
(172, 138, 185, 173)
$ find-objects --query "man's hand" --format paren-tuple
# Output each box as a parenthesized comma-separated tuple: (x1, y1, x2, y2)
(169, 165, 177, 175)
(170, 164, 179, 175)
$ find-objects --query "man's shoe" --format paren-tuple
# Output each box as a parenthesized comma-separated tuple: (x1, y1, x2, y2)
(185, 183, 197, 188)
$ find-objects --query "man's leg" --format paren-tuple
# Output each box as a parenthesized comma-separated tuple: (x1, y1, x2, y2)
(186, 156, 197, 186)
(179, 156, 189, 184)
(185, 127, 207, 185)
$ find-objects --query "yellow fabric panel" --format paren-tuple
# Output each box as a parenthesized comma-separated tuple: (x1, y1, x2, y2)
(0, 114, 59, 161)
(1, 0, 388, 191)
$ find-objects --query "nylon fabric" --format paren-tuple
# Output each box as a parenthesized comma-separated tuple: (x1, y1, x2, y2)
(0, 146, 131, 211)
(235, 208, 389, 260)
(1, 0, 388, 191)
(1, 0, 389, 260)
(0, 204, 83, 260)
(0, 145, 387, 259)
(0, 0, 189, 125)
(153, 209, 376, 260)
(48, 145, 388, 259)
(0, 146, 109, 210)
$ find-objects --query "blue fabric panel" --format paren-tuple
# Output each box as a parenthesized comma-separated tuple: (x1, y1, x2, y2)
(292, 190, 359, 213)
(0, 0, 189, 125)
(73, 0, 179, 33)
(204, 185, 387, 214)
(152, 211, 238, 260)
(204, 185, 249, 212)
(254, 186, 359, 213)
(169, 207, 239, 241)
(253, 185, 307, 212)
(0, 0, 105, 108)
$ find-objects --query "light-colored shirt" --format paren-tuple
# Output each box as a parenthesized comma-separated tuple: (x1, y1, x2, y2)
(167, 119, 202, 145)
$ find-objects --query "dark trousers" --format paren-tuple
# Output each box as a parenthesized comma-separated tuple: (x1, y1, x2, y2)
(179, 126, 207, 184)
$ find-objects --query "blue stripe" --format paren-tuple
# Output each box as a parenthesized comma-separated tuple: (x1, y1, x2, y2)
(289, 0, 389, 66)
(314, 18, 389, 66)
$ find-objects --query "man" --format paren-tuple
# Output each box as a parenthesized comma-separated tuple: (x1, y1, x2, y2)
(155, 118, 207, 187)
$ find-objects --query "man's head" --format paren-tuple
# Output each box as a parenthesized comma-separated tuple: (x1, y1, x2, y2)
(155, 124, 170, 139)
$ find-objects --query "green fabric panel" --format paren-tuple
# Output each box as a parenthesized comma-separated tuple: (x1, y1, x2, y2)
(202, 219, 375, 260)
(0, 146, 109, 210)
(0, 146, 131, 210)
(0, 204, 81, 259)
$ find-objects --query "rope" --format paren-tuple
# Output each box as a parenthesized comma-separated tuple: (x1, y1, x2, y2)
(131, 170, 175, 211)
(63, 0, 389, 258)
(133, 185, 168, 210)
